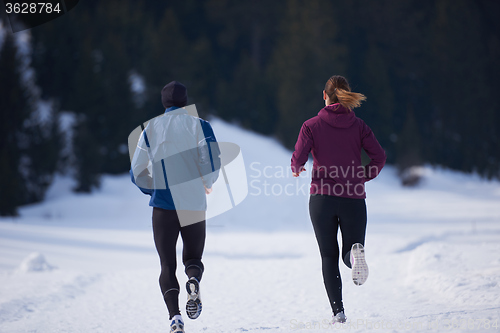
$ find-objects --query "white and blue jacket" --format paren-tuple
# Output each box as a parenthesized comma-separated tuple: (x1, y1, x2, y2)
(130, 106, 220, 211)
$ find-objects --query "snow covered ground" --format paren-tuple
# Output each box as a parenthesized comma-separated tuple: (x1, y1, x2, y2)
(1, 118, 499, 332)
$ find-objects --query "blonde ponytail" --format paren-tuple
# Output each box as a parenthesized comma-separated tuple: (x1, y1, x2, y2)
(325, 75, 366, 110)
(334, 88, 366, 110)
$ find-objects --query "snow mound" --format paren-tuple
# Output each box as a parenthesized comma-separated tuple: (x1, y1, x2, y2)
(16, 252, 57, 273)
(405, 241, 500, 306)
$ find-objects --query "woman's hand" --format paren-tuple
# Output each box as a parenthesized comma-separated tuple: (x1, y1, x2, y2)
(292, 166, 306, 177)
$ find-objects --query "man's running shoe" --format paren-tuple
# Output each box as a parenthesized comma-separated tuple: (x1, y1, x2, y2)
(170, 315, 184, 333)
(186, 277, 202, 319)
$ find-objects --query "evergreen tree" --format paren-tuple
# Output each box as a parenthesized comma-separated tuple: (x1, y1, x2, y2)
(26, 0, 500, 183)
(205, 0, 282, 131)
(396, 107, 422, 185)
(0, 33, 27, 216)
(32, 0, 148, 191)
(0, 32, 60, 215)
(268, 0, 347, 148)
(139, 6, 189, 120)
(426, 0, 499, 179)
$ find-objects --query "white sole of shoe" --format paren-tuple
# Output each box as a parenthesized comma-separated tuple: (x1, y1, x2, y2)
(351, 243, 369, 286)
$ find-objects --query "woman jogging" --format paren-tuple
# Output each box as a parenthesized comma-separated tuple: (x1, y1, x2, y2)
(130, 81, 220, 333)
(291, 75, 386, 323)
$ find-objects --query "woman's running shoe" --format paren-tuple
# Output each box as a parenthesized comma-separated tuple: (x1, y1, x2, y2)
(332, 311, 347, 324)
(351, 243, 369, 286)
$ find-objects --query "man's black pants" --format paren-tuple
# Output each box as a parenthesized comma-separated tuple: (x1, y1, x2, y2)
(152, 207, 206, 319)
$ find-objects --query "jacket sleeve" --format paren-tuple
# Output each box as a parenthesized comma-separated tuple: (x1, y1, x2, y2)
(361, 121, 386, 181)
(291, 123, 313, 173)
(130, 130, 154, 195)
(198, 120, 221, 189)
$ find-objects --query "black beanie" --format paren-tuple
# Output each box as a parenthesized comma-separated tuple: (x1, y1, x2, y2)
(161, 81, 188, 108)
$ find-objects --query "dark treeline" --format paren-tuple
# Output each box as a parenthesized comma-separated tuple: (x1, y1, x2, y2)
(1, 0, 499, 215)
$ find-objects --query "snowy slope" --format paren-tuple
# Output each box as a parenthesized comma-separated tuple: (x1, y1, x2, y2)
(1, 118, 499, 332)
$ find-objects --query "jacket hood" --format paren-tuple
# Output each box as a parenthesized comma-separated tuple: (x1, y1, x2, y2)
(318, 103, 356, 128)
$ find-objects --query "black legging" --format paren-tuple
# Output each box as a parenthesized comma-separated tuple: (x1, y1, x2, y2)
(152, 207, 206, 319)
(309, 194, 367, 315)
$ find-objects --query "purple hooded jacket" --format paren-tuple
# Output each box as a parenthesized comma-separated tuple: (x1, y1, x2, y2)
(291, 103, 386, 199)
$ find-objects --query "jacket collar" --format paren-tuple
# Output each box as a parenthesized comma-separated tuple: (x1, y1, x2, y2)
(165, 106, 181, 113)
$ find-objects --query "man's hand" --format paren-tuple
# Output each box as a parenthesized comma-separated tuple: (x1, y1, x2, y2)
(292, 166, 306, 177)
(204, 186, 213, 194)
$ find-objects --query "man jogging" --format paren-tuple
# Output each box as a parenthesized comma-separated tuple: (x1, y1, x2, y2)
(130, 81, 220, 333)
